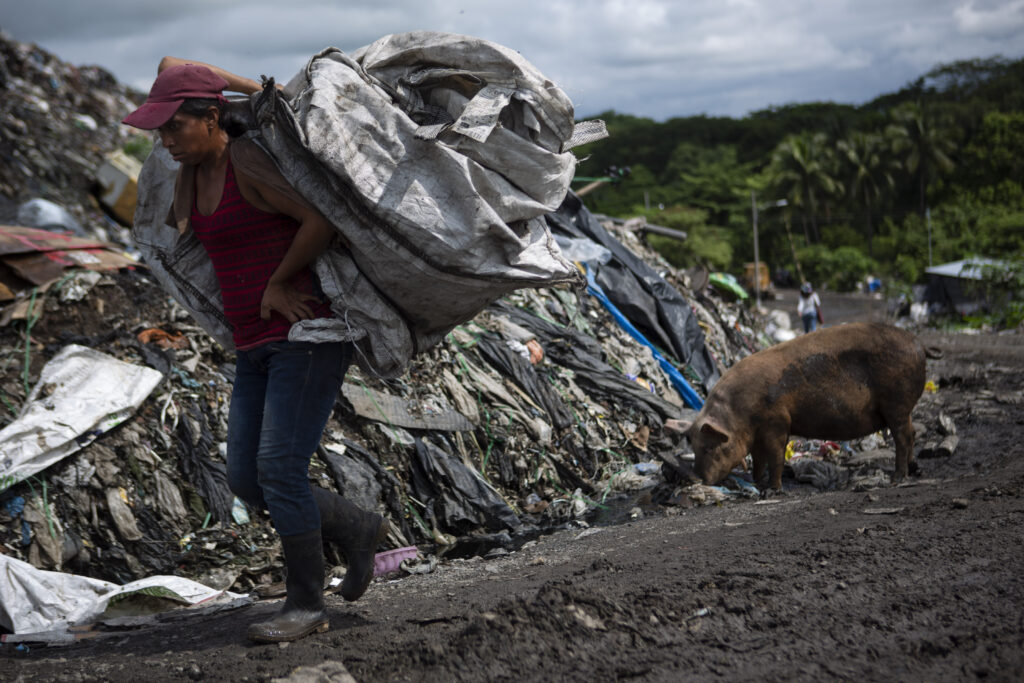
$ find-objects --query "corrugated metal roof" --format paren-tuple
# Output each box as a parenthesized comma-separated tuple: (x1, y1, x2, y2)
(924, 258, 1003, 280)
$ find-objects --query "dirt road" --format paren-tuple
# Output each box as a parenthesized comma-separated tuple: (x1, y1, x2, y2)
(5, 300, 1024, 682)
(773, 287, 890, 330)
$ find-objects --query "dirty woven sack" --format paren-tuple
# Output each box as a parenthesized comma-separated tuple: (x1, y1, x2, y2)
(258, 31, 600, 371)
(133, 31, 600, 377)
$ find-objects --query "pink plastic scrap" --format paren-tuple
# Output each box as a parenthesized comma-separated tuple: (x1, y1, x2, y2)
(373, 546, 418, 577)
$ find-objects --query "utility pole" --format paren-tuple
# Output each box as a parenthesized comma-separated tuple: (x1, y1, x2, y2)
(926, 207, 932, 268)
(751, 190, 761, 309)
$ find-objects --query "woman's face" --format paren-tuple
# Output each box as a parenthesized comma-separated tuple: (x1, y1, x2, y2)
(157, 109, 222, 165)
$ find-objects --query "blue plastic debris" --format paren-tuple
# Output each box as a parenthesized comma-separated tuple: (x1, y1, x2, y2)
(171, 367, 202, 389)
(583, 265, 704, 410)
(727, 474, 761, 496)
(4, 496, 25, 517)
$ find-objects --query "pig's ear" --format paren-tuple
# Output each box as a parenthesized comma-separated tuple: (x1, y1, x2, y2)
(699, 419, 729, 444)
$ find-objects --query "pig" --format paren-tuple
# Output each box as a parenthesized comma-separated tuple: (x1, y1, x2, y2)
(685, 322, 927, 491)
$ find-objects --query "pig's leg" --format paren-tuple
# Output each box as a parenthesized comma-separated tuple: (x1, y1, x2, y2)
(752, 452, 766, 486)
(890, 414, 916, 483)
(753, 430, 788, 492)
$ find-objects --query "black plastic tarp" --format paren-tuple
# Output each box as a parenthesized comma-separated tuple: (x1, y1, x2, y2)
(545, 193, 721, 388)
(410, 436, 521, 534)
(175, 400, 234, 525)
(321, 438, 414, 544)
(490, 301, 683, 429)
(475, 333, 574, 430)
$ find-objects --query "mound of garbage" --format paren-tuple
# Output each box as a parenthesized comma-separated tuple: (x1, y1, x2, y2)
(0, 33, 931, 631)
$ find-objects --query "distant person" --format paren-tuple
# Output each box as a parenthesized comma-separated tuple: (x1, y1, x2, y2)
(773, 267, 795, 289)
(798, 282, 823, 333)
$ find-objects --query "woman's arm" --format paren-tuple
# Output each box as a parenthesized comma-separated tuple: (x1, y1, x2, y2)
(158, 56, 263, 95)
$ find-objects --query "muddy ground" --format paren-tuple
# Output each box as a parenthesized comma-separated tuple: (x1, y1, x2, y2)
(5, 293, 1024, 682)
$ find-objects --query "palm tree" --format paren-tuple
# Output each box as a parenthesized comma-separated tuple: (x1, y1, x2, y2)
(838, 132, 898, 257)
(888, 102, 956, 215)
(768, 132, 841, 244)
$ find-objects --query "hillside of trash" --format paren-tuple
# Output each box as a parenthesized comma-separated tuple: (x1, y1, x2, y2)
(0, 33, 910, 609)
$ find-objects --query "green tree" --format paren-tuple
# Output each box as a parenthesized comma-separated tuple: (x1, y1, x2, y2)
(660, 142, 752, 226)
(796, 244, 878, 292)
(958, 110, 1024, 191)
(887, 102, 956, 215)
(766, 132, 840, 244)
(838, 132, 898, 256)
(640, 206, 732, 270)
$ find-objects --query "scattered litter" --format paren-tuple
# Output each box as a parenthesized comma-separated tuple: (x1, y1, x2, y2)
(270, 661, 356, 683)
(0, 224, 137, 297)
(136, 328, 189, 350)
(95, 150, 143, 226)
(231, 497, 250, 525)
(15, 198, 86, 236)
(374, 546, 419, 576)
(861, 507, 905, 515)
(343, 383, 475, 432)
(788, 458, 845, 490)
(918, 435, 959, 459)
(400, 555, 439, 576)
(57, 270, 103, 302)
(574, 528, 603, 540)
(726, 474, 761, 497)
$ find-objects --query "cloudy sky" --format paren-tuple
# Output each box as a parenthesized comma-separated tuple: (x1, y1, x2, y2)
(3, 0, 1023, 120)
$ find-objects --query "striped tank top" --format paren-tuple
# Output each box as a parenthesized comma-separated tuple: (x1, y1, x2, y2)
(190, 159, 332, 350)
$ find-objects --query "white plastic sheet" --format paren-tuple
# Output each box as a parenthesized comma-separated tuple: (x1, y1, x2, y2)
(0, 345, 163, 493)
(0, 553, 242, 634)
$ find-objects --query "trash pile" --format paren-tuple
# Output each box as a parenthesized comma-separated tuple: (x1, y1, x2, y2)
(0, 209, 767, 592)
(0, 30, 142, 244)
(0, 33, 927, 636)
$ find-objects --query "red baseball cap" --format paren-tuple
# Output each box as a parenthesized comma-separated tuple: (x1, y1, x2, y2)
(122, 64, 229, 130)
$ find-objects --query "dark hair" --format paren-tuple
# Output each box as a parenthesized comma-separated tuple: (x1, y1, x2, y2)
(178, 97, 254, 138)
(178, 97, 222, 119)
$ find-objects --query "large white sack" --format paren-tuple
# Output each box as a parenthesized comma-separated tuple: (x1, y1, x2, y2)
(0, 553, 243, 634)
(133, 32, 601, 377)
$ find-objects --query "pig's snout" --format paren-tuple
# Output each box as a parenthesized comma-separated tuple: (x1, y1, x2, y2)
(692, 458, 717, 485)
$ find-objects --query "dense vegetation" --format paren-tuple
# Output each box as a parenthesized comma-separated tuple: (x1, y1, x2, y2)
(573, 56, 1024, 305)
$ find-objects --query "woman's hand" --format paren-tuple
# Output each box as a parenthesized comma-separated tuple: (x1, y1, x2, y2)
(235, 163, 336, 328)
(260, 281, 319, 323)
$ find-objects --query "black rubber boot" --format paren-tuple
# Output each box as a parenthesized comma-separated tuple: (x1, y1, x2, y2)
(247, 529, 329, 643)
(311, 487, 388, 602)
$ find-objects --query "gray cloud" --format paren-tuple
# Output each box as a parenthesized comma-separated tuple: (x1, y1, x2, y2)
(3, 0, 1022, 119)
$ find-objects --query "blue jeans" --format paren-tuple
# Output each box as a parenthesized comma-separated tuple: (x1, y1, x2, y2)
(226, 340, 352, 537)
(802, 312, 817, 333)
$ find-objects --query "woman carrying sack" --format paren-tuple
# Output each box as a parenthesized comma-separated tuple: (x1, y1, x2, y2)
(123, 57, 387, 644)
